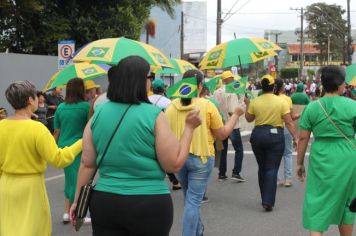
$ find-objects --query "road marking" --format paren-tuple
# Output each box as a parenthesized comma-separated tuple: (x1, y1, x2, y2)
(229, 151, 310, 156)
(45, 174, 64, 182)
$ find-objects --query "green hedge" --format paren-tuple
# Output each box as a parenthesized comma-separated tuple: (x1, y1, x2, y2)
(280, 68, 298, 79)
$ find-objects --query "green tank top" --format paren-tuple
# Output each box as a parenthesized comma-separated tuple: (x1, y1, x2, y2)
(91, 102, 169, 195)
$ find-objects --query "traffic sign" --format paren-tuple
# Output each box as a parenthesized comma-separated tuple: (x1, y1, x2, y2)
(58, 40, 75, 70)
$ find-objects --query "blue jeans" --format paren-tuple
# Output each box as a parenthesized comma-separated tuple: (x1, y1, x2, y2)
(219, 128, 244, 176)
(178, 155, 214, 236)
(278, 128, 293, 181)
(250, 126, 284, 207)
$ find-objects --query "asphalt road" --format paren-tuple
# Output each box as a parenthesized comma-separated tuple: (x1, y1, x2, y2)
(46, 136, 355, 236)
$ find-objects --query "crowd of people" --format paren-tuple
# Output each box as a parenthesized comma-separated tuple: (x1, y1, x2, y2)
(0, 58, 355, 236)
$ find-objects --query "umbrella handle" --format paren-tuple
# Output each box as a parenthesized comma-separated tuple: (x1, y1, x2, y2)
(238, 55, 244, 77)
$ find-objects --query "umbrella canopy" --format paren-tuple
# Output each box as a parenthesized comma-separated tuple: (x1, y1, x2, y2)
(346, 64, 356, 85)
(43, 63, 109, 91)
(154, 58, 197, 74)
(73, 37, 173, 69)
(199, 38, 282, 70)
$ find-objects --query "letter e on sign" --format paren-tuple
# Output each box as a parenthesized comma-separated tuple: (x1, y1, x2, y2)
(60, 45, 73, 59)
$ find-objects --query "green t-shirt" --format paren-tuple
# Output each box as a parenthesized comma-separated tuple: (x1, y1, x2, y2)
(91, 102, 169, 195)
(54, 101, 90, 147)
(299, 96, 356, 138)
(291, 92, 310, 105)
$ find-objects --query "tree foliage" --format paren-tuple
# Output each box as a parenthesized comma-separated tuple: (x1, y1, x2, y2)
(305, 3, 347, 64)
(280, 68, 298, 79)
(0, 0, 181, 55)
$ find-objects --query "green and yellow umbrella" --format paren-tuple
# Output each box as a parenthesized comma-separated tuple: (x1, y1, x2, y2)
(153, 58, 197, 74)
(73, 37, 173, 69)
(43, 63, 108, 91)
(199, 38, 282, 70)
(346, 64, 356, 85)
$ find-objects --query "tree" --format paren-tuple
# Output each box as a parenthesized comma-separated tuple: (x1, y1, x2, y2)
(0, 0, 181, 55)
(0, 0, 43, 53)
(305, 3, 348, 65)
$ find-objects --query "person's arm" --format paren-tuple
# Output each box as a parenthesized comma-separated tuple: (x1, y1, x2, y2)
(244, 97, 255, 122)
(212, 106, 244, 140)
(296, 129, 311, 182)
(291, 107, 301, 121)
(36, 128, 82, 168)
(283, 113, 298, 145)
(155, 110, 201, 173)
(69, 119, 97, 224)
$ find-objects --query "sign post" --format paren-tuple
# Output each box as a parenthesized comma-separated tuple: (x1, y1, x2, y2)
(58, 40, 75, 70)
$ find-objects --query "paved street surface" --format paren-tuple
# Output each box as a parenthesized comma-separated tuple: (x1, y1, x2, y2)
(46, 136, 355, 236)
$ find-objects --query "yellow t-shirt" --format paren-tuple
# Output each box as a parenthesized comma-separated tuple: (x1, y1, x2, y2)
(247, 93, 290, 127)
(279, 94, 293, 109)
(0, 119, 82, 175)
(165, 98, 223, 162)
(205, 100, 224, 155)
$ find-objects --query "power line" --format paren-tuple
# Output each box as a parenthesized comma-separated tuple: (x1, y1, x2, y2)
(223, 11, 297, 15)
(222, 0, 240, 21)
(224, 0, 252, 22)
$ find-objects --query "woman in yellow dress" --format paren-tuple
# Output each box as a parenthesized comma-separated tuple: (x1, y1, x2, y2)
(0, 81, 82, 236)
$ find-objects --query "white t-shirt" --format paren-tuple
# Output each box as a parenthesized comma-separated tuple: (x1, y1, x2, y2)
(93, 92, 109, 110)
(285, 84, 291, 91)
(149, 94, 171, 110)
(310, 83, 316, 93)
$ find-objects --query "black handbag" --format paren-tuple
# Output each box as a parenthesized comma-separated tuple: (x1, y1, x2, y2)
(74, 104, 132, 231)
(350, 197, 356, 212)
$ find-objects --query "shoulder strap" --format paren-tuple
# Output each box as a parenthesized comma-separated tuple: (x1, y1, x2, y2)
(89, 104, 133, 183)
(318, 100, 356, 148)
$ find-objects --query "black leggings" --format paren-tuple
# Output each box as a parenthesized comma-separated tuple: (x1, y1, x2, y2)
(89, 190, 173, 236)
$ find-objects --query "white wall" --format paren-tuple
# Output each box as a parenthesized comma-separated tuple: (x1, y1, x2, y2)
(0, 53, 58, 114)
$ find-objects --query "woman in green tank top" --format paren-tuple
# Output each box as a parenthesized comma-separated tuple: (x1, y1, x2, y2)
(69, 56, 202, 236)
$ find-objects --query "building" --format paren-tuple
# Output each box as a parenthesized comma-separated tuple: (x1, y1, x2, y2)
(264, 29, 356, 71)
(139, 1, 207, 63)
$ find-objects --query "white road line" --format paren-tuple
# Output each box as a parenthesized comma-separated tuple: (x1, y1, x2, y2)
(45, 174, 64, 182)
(229, 151, 310, 156)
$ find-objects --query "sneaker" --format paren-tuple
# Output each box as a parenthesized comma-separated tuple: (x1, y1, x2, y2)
(202, 196, 209, 203)
(218, 175, 228, 181)
(84, 217, 91, 224)
(262, 204, 273, 212)
(231, 174, 246, 182)
(62, 213, 70, 224)
(284, 180, 293, 187)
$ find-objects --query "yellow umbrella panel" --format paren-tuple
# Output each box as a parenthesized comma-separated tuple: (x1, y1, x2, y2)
(199, 38, 281, 70)
(73, 37, 173, 69)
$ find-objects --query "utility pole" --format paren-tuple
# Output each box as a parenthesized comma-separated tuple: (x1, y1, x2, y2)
(180, 11, 184, 59)
(347, 0, 352, 65)
(291, 7, 304, 80)
(269, 31, 282, 72)
(216, 0, 222, 45)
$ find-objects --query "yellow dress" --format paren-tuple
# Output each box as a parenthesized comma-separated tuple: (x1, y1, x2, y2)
(0, 119, 82, 236)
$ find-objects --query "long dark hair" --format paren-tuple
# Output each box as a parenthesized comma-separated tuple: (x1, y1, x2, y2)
(274, 79, 284, 95)
(180, 69, 204, 106)
(107, 56, 150, 104)
(65, 78, 85, 104)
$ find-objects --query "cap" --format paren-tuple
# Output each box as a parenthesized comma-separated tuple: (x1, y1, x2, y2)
(85, 80, 100, 90)
(297, 83, 304, 92)
(221, 71, 234, 81)
(261, 74, 275, 85)
(152, 78, 165, 90)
